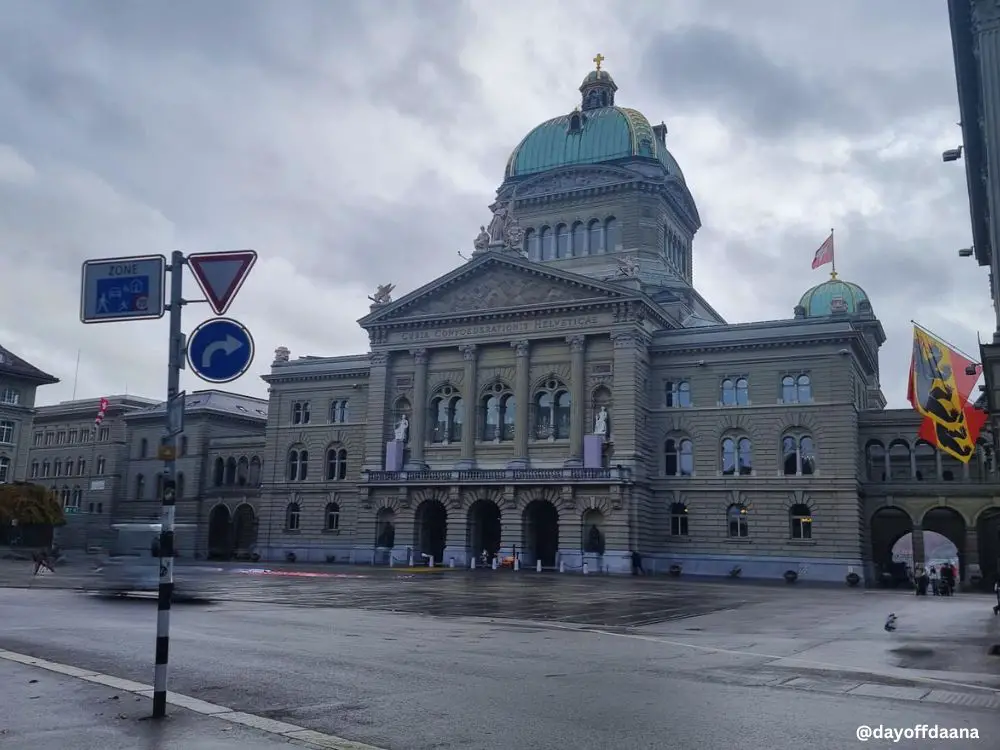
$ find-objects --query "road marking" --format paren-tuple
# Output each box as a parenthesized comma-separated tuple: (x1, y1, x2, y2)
(541, 623, 1000, 695)
(0, 648, 387, 750)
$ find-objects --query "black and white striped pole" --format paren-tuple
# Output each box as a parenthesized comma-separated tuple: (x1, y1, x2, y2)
(153, 250, 186, 719)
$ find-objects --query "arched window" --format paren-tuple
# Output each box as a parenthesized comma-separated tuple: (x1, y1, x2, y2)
(431, 386, 463, 443)
(287, 448, 308, 481)
(77, 457, 86, 475)
(482, 386, 514, 442)
(285, 502, 301, 531)
(60, 485, 70, 507)
(865, 441, 886, 481)
(670, 502, 688, 536)
(30, 460, 39, 478)
(721, 379, 736, 406)
(722, 436, 753, 475)
(213, 457, 225, 486)
(604, 216, 620, 251)
(666, 380, 691, 408)
(533, 379, 571, 439)
(888, 440, 911, 480)
(249, 456, 262, 485)
(325, 502, 341, 531)
(524, 228, 539, 260)
(782, 434, 816, 476)
(225, 457, 237, 485)
(556, 223, 570, 258)
(236, 456, 249, 485)
(795, 375, 812, 403)
(326, 446, 348, 481)
(571, 222, 586, 256)
(96, 456, 105, 474)
(139, 438, 148, 458)
(727, 504, 749, 538)
(735, 378, 749, 405)
(54, 460, 62, 477)
(914, 440, 937, 481)
(587, 219, 603, 254)
(135, 474, 145, 499)
(42, 460, 50, 477)
(789, 503, 812, 539)
(664, 438, 694, 476)
(65, 459, 74, 476)
(71, 486, 82, 508)
(539, 226, 554, 260)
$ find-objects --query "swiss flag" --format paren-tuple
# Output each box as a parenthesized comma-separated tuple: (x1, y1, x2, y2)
(812, 232, 834, 270)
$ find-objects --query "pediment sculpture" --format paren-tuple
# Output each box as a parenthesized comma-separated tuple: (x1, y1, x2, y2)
(369, 283, 395, 306)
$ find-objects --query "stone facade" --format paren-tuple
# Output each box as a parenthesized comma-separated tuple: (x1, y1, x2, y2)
(0, 344, 58, 486)
(26, 395, 158, 550)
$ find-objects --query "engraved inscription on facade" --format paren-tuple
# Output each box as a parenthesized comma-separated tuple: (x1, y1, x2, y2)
(395, 315, 602, 343)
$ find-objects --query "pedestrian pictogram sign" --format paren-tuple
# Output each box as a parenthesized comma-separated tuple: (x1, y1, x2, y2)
(187, 250, 257, 315)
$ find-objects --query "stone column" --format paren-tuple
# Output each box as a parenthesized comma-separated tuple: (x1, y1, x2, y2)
(565, 335, 586, 467)
(509, 340, 530, 469)
(965, 525, 982, 583)
(406, 348, 428, 470)
(458, 344, 478, 469)
(362, 351, 390, 471)
(911, 524, 926, 570)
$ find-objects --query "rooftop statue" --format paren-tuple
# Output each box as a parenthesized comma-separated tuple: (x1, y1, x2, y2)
(368, 283, 395, 306)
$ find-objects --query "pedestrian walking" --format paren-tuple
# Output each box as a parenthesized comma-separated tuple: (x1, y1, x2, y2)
(630, 550, 645, 576)
(32, 549, 55, 576)
(993, 579, 999, 616)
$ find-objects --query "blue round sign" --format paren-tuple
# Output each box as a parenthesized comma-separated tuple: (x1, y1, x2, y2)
(187, 317, 255, 384)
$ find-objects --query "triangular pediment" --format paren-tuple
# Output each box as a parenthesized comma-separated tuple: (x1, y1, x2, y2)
(359, 254, 631, 326)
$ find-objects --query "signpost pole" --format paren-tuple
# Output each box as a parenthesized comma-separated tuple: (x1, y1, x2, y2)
(152, 250, 184, 720)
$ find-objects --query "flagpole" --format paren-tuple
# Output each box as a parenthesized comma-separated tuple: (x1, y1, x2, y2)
(829, 228, 837, 280)
(910, 319, 981, 363)
(72, 350, 81, 400)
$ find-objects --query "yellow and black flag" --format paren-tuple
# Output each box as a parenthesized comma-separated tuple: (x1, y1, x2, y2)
(907, 324, 986, 463)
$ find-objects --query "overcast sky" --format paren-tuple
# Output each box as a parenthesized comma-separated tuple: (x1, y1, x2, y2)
(0, 0, 988, 409)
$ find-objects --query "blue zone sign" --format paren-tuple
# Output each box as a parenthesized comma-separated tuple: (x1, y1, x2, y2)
(80, 255, 166, 323)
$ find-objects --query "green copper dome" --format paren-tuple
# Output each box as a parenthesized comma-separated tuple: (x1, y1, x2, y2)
(504, 60, 686, 182)
(798, 276, 871, 317)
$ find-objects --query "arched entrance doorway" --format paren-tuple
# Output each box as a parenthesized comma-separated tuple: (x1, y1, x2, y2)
(922, 507, 966, 579)
(977, 508, 1000, 588)
(207, 504, 233, 559)
(522, 500, 559, 567)
(232, 504, 258, 555)
(414, 500, 447, 564)
(869, 507, 912, 586)
(467, 500, 501, 559)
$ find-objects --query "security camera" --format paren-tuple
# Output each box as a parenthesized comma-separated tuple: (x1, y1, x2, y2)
(959, 247, 974, 257)
(942, 146, 963, 162)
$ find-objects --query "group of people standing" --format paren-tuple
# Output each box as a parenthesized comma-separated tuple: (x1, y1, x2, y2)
(913, 562, 958, 596)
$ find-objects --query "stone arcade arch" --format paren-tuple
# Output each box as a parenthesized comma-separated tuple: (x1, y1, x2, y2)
(208, 504, 233, 559)
(869, 507, 912, 584)
(467, 500, 501, 559)
(232, 503, 258, 555)
(522, 500, 559, 567)
(922, 507, 967, 579)
(414, 500, 447, 564)
(977, 507, 1000, 587)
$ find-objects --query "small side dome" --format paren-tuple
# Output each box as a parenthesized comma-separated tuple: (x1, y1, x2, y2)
(798, 278, 871, 318)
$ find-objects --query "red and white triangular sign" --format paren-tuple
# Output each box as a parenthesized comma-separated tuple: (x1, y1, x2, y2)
(187, 250, 258, 315)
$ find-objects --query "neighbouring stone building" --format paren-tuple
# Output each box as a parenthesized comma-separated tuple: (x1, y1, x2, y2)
(0, 344, 58, 486)
(247, 62, 1000, 585)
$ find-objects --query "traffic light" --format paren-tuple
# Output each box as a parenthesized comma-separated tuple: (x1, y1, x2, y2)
(162, 479, 176, 504)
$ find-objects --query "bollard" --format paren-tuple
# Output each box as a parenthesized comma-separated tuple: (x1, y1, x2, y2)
(449, 558, 455, 568)
(470, 557, 476, 570)
(389, 555, 394, 568)
(408, 554, 414, 567)
(583, 561, 589, 575)
(559, 561, 565, 573)
(536, 559, 542, 573)
(514, 558, 520, 571)
(429, 555, 435, 568)
(492, 558, 498, 570)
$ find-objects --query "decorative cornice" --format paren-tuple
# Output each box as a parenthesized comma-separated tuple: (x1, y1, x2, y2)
(261, 367, 371, 385)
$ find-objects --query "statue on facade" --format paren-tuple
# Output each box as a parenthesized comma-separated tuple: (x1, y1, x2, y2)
(368, 283, 395, 306)
(394, 414, 409, 442)
(473, 225, 491, 252)
(486, 202, 509, 244)
(273, 346, 290, 364)
(615, 255, 640, 277)
(594, 406, 609, 435)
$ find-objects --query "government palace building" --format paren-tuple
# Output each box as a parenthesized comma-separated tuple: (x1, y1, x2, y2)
(10, 62, 1000, 586)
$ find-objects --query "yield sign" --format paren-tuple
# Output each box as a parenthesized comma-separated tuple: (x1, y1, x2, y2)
(187, 250, 258, 315)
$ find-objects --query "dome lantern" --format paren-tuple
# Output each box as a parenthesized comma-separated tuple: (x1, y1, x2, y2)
(579, 53, 618, 111)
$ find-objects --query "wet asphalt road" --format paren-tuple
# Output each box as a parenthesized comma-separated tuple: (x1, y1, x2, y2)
(3, 566, 1000, 749)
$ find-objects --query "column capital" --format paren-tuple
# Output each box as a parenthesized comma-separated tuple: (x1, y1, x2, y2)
(369, 351, 389, 367)
(460, 344, 478, 361)
(566, 335, 586, 353)
(411, 348, 428, 365)
(511, 340, 530, 358)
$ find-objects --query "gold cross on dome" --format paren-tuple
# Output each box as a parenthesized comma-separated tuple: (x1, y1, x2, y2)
(593, 53, 605, 71)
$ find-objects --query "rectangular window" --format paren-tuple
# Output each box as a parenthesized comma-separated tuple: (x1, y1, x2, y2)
(0, 421, 13, 444)
(44, 432, 54, 446)
(33, 432, 43, 446)
(69, 430, 78, 443)
(99, 427, 110, 441)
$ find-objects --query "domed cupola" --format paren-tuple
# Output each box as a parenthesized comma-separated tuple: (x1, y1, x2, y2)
(580, 53, 617, 110)
(795, 271, 873, 319)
